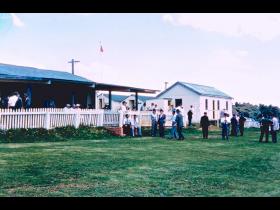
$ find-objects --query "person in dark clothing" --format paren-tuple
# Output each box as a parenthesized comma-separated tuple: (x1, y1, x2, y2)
(175, 109, 184, 140)
(200, 112, 210, 139)
(259, 114, 273, 143)
(238, 114, 246, 136)
(230, 114, 238, 136)
(14, 95, 23, 109)
(187, 109, 193, 127)
(23, 93, 31, 109)
(158, 109, 166, 138)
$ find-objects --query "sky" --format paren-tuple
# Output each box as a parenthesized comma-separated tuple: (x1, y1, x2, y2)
(0, 13, 280, 106)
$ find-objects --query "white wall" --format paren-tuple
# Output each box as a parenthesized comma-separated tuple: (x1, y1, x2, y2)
(157, 83, 201, 122)
(96, 94, 121, 110)
(157, 83, 233, 123)
(199, 96, 232, 121)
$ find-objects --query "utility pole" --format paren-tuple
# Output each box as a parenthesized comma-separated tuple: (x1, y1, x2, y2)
(68, 59, 80, 75)
(164, 82, 168, 90)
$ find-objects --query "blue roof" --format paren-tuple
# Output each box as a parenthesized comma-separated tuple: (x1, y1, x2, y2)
(103, 94, 128, 102)
(157, 81, 233, 99)
(130, 94, 155, 102)
(103, 94, 155, 102)
(0, 63, 93, 85)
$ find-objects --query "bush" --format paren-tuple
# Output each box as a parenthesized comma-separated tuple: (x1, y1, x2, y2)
(0, 126, 118, 143)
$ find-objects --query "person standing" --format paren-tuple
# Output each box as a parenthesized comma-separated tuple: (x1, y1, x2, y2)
(238, 114, 246, 136)
(221, 113, 230, 140)
(170, 109, 178, 140)
(175, 109, 185, 140)
(120, 101, 127, 112)
(158, 109, 166, 138)
(200, 112, 210, 139)
(151, 109, 158, 137)
(7, 92, 19, 109)
(23, 93, 31, 109)
(187, 108, 193, 127)
(230, 114, 238, 137)
(271, 114, 279, 143)
(14, 93, 23, 109)
(259, 114, 272, 143)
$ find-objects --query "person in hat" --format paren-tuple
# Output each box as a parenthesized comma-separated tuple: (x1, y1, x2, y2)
(200, 112, 210, 139)
(158, 109, 166, 138)
(259, 114, 273, 143)
(187, 106, 193, 127)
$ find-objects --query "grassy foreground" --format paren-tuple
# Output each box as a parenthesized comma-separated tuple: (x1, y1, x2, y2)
(0, 128, 280, 197)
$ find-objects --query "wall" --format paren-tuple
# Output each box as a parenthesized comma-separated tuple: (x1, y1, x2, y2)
(157, 83, 201, 122)
(199, 96, 233, 120)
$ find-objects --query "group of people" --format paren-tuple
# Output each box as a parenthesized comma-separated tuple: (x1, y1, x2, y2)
(220, 113, 247, 140)
(151, 108, 185, 140)
(122, 114, 142, 137)
(63, 104, 81, 111)
(258, 114, 279, 143)
(0, 91, 31, 109)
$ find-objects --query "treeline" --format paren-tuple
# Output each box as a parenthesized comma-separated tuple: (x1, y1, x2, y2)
(233, 102, 280, 119)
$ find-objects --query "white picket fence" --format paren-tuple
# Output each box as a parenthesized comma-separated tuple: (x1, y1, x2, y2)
(0, 108, 173, 130)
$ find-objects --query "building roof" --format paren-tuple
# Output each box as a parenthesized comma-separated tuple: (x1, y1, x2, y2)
(103, 94, 129, 102)
(94, 82, 158, 94)
(102, 94, 155, 103)
(0, 63, 93, 85)
(129, 94, 156, 102)
(157, 81, 233, 99)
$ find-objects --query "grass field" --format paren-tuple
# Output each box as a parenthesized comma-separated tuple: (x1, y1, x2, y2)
(0, 128, 280, 197)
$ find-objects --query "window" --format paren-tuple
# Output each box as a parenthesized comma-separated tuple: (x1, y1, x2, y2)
(213, 100, 215, 110)
(205, 99, 208, 110)
(226, 101, 229, 110)
(175, 99, 182, 107)
(217, 100, 220, 110)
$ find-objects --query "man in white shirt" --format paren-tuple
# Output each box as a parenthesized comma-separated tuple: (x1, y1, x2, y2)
(8, 92, 19, 109)
(131, 114, 142, 137)
(271, 114, 279, 143)
(120, 101, 127, 112)
(123, 114, 132, 136)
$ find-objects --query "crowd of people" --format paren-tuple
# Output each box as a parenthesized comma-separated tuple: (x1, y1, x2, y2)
(0, 92, 31, 109)
(121, 104, 279, 143)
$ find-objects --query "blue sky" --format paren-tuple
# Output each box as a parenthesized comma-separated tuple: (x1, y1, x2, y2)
(0, 13, 280, 106)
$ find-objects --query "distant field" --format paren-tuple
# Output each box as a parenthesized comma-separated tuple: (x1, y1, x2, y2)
(0, 128, 280, 197)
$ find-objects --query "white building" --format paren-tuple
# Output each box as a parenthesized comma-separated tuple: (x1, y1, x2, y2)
(156, 81, 233, 123)
(96, 93, 155, 110)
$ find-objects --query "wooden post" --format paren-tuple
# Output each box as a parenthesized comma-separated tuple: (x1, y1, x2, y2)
(108, 90, 112, 110)
(135, 91, 138, 111)
(119, 111, 123, 128)
(44, 112, 51, 130)
(74, 111, 81, 129)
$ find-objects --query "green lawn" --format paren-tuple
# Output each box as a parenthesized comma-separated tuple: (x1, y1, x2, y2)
(0, 128, 280, 197)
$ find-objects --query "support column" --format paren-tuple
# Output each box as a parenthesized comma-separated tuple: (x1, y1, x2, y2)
(92, 89, 96, 109)
(135, 91, 139, 111)
(108, 90, 112, 110)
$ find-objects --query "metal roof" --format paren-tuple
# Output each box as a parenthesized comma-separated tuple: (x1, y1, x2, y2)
(0, 63, 93, 85)
(157, 81, 233, 99)
(103, 94, 129, 102)
(103, 94, 155, 102)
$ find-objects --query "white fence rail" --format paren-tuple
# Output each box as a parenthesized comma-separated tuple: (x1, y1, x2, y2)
(0, 108, 260, 130)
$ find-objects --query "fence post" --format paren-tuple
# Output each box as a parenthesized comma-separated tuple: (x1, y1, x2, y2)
(97, 109, 104, 127)
(44, 112, 51, 130)
(74, 111, 81, 129)
(118, 111, 123, 128)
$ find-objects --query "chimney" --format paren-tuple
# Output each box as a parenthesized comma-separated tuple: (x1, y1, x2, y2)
(164, 82, 168, 90)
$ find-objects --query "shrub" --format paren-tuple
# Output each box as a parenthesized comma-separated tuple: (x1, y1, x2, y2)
(0, 126, 118, 143)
